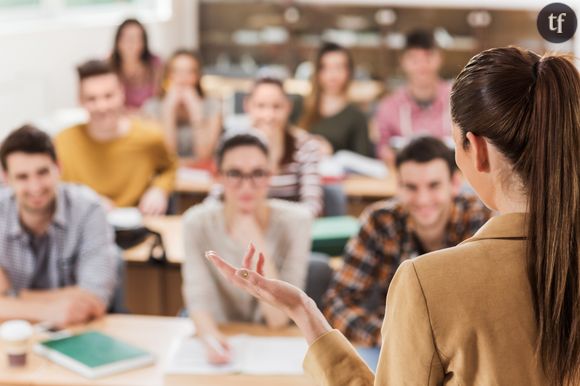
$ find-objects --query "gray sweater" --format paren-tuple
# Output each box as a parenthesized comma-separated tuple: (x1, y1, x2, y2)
(181, 199, 312, 323)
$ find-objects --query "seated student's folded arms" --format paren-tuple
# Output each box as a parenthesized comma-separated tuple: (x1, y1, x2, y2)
(322, 136, 491, 346)
(181, 133, 312, 364)
(0, 125, 117, 328)
(55, 59, 177, 216)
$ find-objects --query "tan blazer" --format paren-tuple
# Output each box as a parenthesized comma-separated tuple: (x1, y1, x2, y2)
(304, 213, 549, 385)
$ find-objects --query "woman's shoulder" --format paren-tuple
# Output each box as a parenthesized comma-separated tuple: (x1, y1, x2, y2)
(149, 54, 163, 67)
(183, 200, 223, 228)
(343, 103, 368, 125)
(409, 231, 527, 299)
(344, 102, 365, 114)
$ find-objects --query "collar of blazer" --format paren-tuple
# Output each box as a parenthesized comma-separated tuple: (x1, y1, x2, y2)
(460, 212, 527, 243)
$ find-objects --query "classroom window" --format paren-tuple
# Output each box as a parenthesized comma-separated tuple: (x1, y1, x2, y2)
(0, 0, 168, 27)
(0, 0, 40, 8)
(65, 0, 135, 5)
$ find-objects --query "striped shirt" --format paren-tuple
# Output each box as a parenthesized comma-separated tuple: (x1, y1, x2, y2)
(0, 184, 118, 304)
(210, 128, 323, 216)
(269, 128, 322, 216)
(322, 194, 491, 346)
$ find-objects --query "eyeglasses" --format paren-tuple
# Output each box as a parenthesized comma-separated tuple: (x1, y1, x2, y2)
(221, 168, 271, 187)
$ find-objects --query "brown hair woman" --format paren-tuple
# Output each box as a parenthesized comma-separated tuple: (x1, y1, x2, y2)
(143, 49, 221, 161)
(110, 18, 163, 109)
(300, 42, 373, 157)
(206, 46, 579, 385)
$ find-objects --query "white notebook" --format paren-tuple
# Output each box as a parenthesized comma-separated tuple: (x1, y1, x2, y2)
(164, 335, 308, 375)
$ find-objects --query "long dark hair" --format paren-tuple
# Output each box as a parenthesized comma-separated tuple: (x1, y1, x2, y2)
(300, 42, 354, 131)
(451, 46, 580, 385)
(110, 18, 154, 74)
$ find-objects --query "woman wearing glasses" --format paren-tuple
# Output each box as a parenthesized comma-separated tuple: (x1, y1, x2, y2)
(207, 47, 580, 385)
(181, 133, 312, 365)
(244, 77, 323, 216)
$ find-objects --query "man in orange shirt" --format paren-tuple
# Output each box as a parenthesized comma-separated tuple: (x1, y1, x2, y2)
(55, 60, 177, 215)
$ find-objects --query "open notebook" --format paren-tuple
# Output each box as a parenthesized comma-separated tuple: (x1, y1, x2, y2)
(164, 335, 308, 375)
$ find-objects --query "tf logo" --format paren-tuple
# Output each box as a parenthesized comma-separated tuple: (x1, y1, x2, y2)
(536, 3, 578, 43)
(537, 2, 577, 43)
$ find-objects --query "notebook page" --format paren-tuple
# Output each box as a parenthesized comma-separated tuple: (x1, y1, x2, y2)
(236, 336, 308, 375)
(164, 338, 240, 374)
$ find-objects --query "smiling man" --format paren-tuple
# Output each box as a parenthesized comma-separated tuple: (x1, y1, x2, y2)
(323, 136, 491, 347)
(0, 125, 117, 327)
(55, 59, 177, 215)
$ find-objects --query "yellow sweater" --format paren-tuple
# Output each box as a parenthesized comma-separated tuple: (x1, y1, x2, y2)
(55, 119, 177, 207)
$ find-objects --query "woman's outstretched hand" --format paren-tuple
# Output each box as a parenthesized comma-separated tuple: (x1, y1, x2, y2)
(205, 244, 332, 344)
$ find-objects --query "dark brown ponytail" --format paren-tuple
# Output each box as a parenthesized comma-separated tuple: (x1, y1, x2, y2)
(451, 47, 580, 385)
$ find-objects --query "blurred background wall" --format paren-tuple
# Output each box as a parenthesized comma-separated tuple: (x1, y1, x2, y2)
(0, 0, 577, 138)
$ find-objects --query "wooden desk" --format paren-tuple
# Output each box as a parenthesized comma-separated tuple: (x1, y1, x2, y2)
(165, 323, 315, 386)
(343, 173, 397, 199)
(123, 216, 184, 264)
(122, 217, 184, 316)
(0, 315, 191, 386)
(0, 316, 314, 386)
(174, 177, 212, 195)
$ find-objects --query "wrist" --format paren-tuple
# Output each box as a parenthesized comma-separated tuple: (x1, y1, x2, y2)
(290, 294, 332, 345)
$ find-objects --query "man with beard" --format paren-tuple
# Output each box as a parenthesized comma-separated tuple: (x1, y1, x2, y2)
(323, 136, 491, 346)
(0, 125, 117, 327)
(55, 59, 177, 215)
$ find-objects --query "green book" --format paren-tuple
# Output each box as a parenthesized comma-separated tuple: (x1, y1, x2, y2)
(34, 331, 155, 379)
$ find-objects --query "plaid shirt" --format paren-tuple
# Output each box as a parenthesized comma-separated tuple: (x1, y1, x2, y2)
(0, 184, 118, 303)
(322, 194, 491, 346)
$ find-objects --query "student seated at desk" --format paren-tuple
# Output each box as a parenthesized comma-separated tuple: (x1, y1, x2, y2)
(323, 136, 491, 346)
(299, 42, 373, 157)
(210, 77, 323, 217)
(0, 125, 117, 327)
(244, 77, 323, 216)
(143, 49, 222, 160)
(182, 133, 312, 364)
(375, 29, 452, 164)
(55, 59, 178, 215)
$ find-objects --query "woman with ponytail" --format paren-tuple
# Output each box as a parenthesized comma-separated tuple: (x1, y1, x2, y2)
(206, 46, 580, 385)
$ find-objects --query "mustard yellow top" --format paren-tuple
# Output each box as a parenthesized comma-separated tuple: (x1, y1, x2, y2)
(304, 213, 550, 385)
(55, 118, 177, 207)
